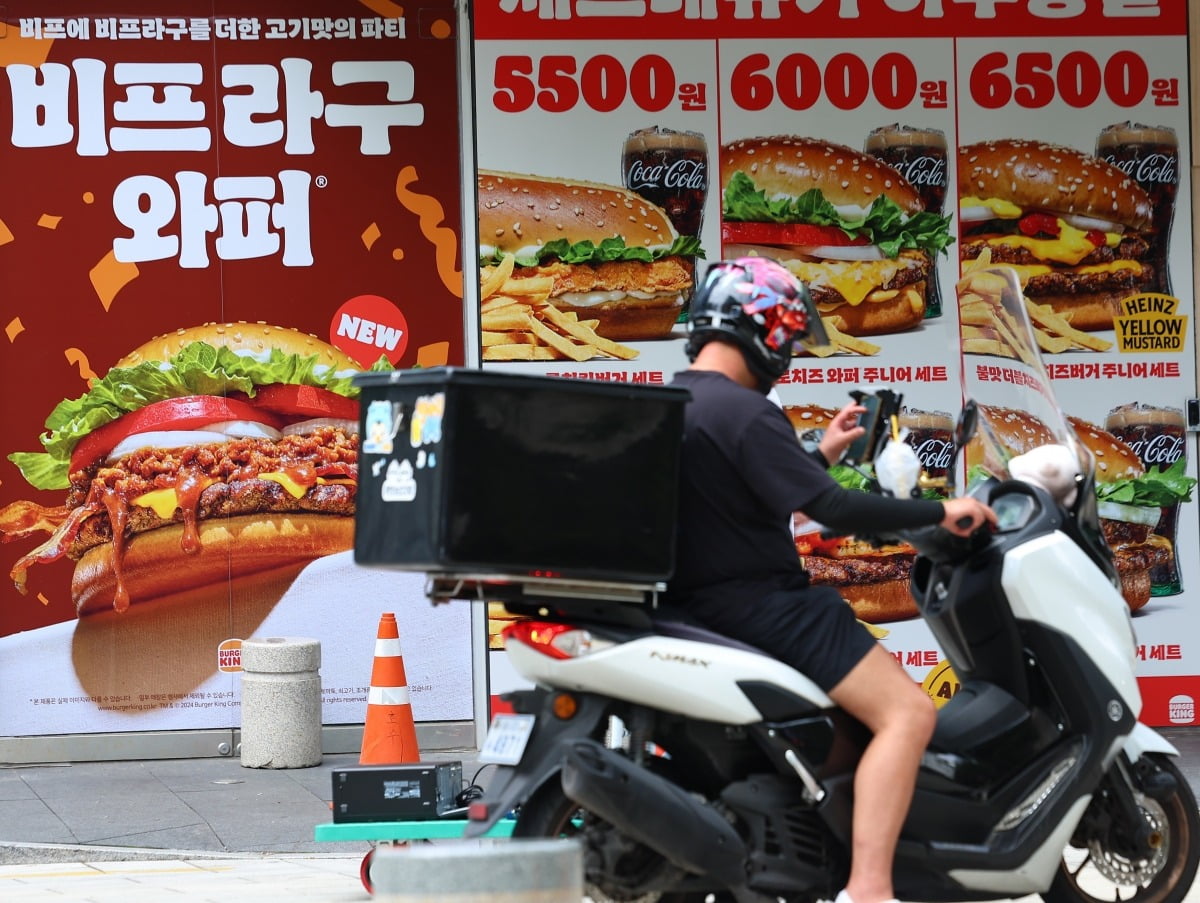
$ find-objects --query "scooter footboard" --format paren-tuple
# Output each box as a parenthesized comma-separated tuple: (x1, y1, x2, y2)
(465, 689, 612, 838)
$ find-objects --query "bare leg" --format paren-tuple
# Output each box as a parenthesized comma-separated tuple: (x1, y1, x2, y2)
(827, 643, 936, 903)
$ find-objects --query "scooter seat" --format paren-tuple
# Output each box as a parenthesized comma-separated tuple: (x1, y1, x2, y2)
(652, 618, 772, 657)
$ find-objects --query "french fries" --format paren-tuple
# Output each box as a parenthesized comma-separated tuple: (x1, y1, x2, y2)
(479, 259, 639, 362)
(478, 254, 515, 300)
(958, 267, 1113, 359)
(1026, 301, 1113, 352)
(804, 316, 882, 358)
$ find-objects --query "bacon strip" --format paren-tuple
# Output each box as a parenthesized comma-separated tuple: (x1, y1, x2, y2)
(0, 500, 72, 541)
(9, 500, 103, 594)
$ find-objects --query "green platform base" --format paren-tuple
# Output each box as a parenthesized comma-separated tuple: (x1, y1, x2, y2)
(315, 819, 516, 842)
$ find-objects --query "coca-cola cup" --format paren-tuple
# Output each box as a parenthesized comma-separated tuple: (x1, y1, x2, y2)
(1095, 122, 1178, 297)
(1104, 403, 1187, 595)
(865, 124, 948, 318)
(900, 409, 955, 486)
(621, 126, 708, 307)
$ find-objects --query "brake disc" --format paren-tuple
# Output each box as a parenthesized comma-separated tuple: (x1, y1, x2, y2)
(1088, 797, 1169, 885)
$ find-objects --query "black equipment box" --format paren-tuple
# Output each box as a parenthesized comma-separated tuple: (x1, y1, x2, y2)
(332, 761, 462, 823)
(352, 367, 689, 585)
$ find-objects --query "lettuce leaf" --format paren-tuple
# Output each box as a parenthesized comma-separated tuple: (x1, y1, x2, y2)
(10, 343, 393, 491)
(828, 464, 874, 493)
(721, 170, 954, 259)
(479, 233, 704, 269)
(1094, 458, 1196, 508)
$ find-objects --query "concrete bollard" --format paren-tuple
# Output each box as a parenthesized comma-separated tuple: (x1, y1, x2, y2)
(371, 839, 583, 902)
(240, 636, 322, 769)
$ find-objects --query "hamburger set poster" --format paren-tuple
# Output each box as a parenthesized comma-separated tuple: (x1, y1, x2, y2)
(0, 1, 476, 738)
(471, 1, 1200, 725)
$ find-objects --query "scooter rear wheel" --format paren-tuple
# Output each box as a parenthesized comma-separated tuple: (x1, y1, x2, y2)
(1045, 755, 1200, 903)
(514, 780, 736, 903)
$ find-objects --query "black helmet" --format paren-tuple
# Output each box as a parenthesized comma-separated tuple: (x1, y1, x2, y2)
(686, 257, 827, 385)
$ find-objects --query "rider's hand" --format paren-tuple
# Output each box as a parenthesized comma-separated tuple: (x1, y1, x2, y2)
(940, 497, 998, 536)
(818, 401, 867, 464)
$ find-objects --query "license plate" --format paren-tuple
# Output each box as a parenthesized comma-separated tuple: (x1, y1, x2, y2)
(478, 713, 536, 765)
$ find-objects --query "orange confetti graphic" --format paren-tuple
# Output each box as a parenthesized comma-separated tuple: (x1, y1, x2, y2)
(392, 248, 405, 261)
(83, 191, 95, 204)
(37, 214, 62, 230)
(416, 342, 451, 368)
(65, 348, 99, 382)
(0, 31, 54, 67)
(362, 222, 382, 250)
(0, 217, 13, 246)
(394, 166, 462, 298)
(429, 18, 452, 39)
(37, 593, 51, 607)
(5, 318, 24, 342)
(89, 251, 140, 311)
(358, 0, 405, 17)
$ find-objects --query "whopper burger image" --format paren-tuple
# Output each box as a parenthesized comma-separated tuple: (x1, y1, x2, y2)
(476, 170, 703, 353)
(958, 138, 1155, 331)
(968, 406, 1190, 612)
(1068, 416, 1191, 612)
(720, 135, 954, 337)
(0, 323, 384, 618)
(785, 404, 943, 623)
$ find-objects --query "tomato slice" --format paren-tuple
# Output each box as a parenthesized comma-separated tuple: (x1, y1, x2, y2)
(794, 530, 848, 558)
(722, 221, 869, 248)
(69, 395, 283, 473)
(1018, 212, 1061, 238)
(253, 384, 359, 421)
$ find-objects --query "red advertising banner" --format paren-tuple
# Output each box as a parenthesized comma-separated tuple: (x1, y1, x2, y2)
(0, 1, 473, 736)
(471, 0, 1196, 726)
(474, 0, 1185, 40)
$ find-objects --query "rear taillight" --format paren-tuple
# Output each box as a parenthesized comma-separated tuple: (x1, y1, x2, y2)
(501, 620, 610, 659)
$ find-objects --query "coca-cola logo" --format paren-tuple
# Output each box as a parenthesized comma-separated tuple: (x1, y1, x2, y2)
(1101, 152, 1178, 186)
(894, 155, 946, 189)
(911, 437, 954, 470)
(626, 158, 707, 192)
(1125, 433, 1185, 466)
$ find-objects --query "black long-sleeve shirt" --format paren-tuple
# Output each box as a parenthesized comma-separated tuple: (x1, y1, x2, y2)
(664, 370, 943, 608)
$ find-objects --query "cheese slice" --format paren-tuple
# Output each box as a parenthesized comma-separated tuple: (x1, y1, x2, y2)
(961, 195, 1022, 219)
(990, 219, 1121, 266)
(134, 487, 191, 519)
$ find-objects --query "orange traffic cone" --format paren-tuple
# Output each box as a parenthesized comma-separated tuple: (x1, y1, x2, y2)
(360, 612, 420, 765)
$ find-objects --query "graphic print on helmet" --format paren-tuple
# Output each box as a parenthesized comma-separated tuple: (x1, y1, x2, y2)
(685, 257, 829, 384)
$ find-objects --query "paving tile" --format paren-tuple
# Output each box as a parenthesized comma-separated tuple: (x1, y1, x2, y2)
(40, 790, 203, 845)
(0, 771, 40, 801)
(0, 801, 74, 843)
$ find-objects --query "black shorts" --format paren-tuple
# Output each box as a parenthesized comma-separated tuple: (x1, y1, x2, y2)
(685, 584, 877, 692)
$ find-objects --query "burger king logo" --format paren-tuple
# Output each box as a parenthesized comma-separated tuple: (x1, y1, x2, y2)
(921, 660, 959, 709)
(1168, 694, 1195, 725)
(218, 639, 243, 673)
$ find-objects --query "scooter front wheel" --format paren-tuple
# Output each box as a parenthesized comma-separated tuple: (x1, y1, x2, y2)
(1045, 754, 1200, 903)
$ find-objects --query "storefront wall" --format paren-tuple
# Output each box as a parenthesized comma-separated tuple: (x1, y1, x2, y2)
(1, 1, 1198, 761)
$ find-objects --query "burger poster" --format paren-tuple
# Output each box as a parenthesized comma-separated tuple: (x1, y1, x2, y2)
(472, 2, 1200, 725)
(0, 1, 475, 738)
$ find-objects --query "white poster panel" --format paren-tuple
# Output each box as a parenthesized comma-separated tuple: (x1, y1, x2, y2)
(472, 0, 1194, 724)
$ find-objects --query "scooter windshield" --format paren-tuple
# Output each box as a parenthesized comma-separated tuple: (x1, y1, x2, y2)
(955, 266, 1094, 495)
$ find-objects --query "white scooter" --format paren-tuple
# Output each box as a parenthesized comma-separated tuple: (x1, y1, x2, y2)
(442, 268, 1199, 903)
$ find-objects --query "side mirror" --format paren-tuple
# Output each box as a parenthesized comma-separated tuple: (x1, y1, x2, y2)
(955, 400, 978, 451)
(844, 388, 904, 466)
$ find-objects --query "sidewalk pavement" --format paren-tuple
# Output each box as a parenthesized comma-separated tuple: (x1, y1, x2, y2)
(1, 731, 1199, 901)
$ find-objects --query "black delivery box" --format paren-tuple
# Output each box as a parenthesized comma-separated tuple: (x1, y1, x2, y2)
(352, 367, 689, 584)
(332, 761, 462, 823)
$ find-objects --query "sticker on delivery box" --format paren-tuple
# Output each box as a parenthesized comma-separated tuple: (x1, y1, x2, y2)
(382, 459, 417, 503)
